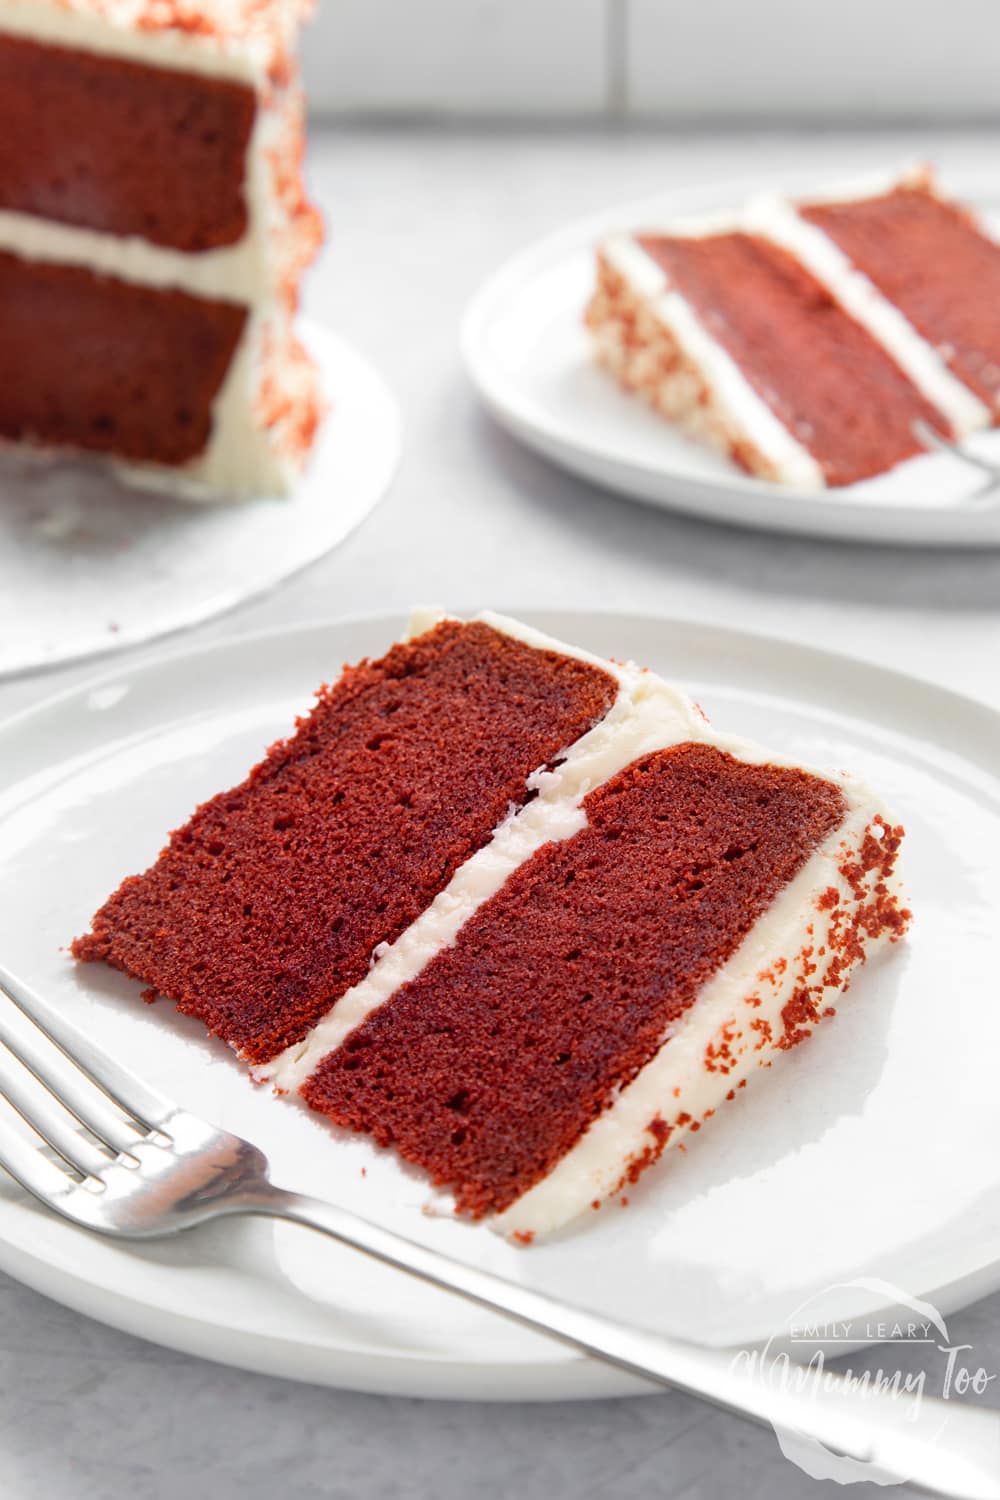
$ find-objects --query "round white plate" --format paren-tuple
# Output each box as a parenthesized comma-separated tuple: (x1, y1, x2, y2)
(1, 324, 401, 680)
(1, 611, 999, 1399)
(463, 169, 1000, 547)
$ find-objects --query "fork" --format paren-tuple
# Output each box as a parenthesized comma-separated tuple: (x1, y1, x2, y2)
(912, 420, 1000, 506)
(0, 964, 997, 1500)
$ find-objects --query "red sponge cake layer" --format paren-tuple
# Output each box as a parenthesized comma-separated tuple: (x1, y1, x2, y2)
(72, 622, 618, 1063)
(637, 231, 945, 487)
(0, 35, 256, 251)
(304, 744, 848, 1218)
(0, 252, 247, 464)
(802, 184, 1000, 411)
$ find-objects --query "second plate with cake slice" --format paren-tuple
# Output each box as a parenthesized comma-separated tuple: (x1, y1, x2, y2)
(463, 164, 1000, 546)
(71, 609, 908, 1240)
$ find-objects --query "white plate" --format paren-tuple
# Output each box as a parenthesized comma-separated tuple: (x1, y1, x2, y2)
(1, 610, 999, 1399)
(1, 324, 401, 679)
(462, 168, 1000, 547)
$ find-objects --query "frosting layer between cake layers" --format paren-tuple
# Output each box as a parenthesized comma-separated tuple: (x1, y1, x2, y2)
(745, 173, 991, 439)
(73, 612, 909, 1238)
(794, 170, 1000, 415)
(588, 167, 1000, 489)
(0, 0, 322, 496)
(287, 615, 906, 1237)
(73, 614, 622, 1063)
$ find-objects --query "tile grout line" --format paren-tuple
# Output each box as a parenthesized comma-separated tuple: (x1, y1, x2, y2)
(605, 0, 629, 118)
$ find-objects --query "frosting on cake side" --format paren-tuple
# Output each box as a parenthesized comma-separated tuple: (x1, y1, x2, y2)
(587, 166, 1000, 488)
(73, 611, 911, 1239)
(0, 0, 322, 496)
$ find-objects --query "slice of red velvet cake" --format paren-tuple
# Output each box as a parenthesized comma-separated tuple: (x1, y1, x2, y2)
(73, 612, 909, 1238)
(587, 167, 996, 488)
(73, 614, 621, 1062)
(749, 167, 1000, 420)
(0, 0, 323, 498)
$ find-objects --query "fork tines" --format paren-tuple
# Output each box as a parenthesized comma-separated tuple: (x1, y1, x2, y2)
(0, 963, 172, 1192)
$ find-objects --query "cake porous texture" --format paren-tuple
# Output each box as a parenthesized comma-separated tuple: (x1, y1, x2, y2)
(73, 619, 618, 1063)
(0, 0, 324, 497)
(73, 611, 910, 1238)
(587, 166, 1000, 488)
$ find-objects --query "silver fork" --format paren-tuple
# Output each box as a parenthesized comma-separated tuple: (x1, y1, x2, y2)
(0, 963, 997, 1500)
(913, 420, 1000, 506)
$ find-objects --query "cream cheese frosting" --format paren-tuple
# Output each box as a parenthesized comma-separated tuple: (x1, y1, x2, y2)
(0, 0, 318, 497)
(116, 310, 297, 499)
(601, 232, 826, 489)
(599, 234, 827, 489)
(0, 0, 303, 81)
(269, 612, 904, 1238)
(745, 189, 991, 438)
(593, 168, 1000, 487)
(266, 610, 710, 1091)
(495, 775, 898, 1238)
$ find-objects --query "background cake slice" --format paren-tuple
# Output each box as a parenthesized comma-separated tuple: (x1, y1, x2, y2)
(587, 167, 999, 489)
(0, 0, 323, 498)
(74, 612, 909, 1239)
(760, 167, 1000, 419)
(588, 221, 949, 489)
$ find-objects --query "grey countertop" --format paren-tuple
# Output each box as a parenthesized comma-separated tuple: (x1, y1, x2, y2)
(2, 125, 999, 1499)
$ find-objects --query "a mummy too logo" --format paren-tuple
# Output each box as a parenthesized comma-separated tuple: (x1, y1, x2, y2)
(730, 1278, 997, 1486)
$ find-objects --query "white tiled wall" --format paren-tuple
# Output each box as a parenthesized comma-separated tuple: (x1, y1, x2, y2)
(303, 0, 610, 116)
(305, 0, 1000, 120)
(627, 0, 1000, 120)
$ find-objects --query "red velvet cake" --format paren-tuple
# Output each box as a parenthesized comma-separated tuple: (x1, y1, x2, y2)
(74, 612, 910, 1237)
(0, 0, 323, 497)
(73, 617, 619, 1062)
(798, 181, 1000, 413)
(588, 167, 997, 488)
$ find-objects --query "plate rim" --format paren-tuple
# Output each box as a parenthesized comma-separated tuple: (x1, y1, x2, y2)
(3, 603, 997, 767)
(2, 607, 999, 1399)
(3, 320, 404, 685)
(461, 165, 1000, 547)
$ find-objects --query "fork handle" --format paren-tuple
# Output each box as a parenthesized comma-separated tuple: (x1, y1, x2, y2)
(246, 1186, 1000, 1500)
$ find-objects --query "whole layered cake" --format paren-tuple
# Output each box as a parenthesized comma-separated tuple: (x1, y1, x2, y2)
(587, 167, 1000, 488)
(73, 612, 910, 1238)
(0, 0, 323, 497)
